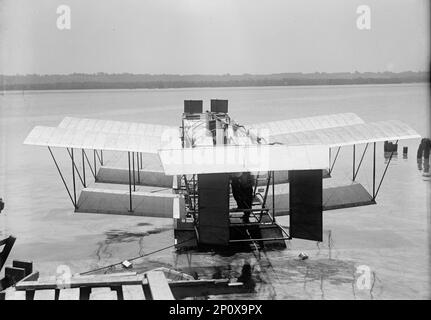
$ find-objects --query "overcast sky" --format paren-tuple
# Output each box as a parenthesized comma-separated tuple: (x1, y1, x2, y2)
(0, 0, 429, 75)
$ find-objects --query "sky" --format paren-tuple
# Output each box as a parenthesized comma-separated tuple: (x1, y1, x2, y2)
(0, 0, 429, 75)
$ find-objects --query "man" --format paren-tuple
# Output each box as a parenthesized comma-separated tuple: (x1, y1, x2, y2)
(231, 172, 254, 223)
(417, 138, 431, 177)
(417, 138, 431, 159)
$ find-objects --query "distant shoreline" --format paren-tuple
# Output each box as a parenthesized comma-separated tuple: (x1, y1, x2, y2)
(0, 82, 428, 94)
(1, 71, 428, 91)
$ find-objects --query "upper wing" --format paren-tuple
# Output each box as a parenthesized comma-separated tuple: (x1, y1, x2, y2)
(249, 113, 364, 137)
(59, 116, 179, 139)
(268, 120, 420, 147)
(23, 125, 181, 154)
(24, 116, 182, 153)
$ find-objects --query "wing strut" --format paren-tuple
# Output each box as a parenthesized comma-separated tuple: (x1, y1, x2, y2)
(329, 146, 341, 175)
(82, 149, 96, 179)
(127, 152, 133, 212)
(47, 147, 77, 209)
(66, 148, 86, 188)
(353, 143, 369, 181)
(373, 140, 398, 200)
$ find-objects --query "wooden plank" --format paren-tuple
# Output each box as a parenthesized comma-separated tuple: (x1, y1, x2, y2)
(152, 267, 195, 281)
(11, 275, 247, 300)
(146, 271, 174, 300)
(168, 279, 249, 300)
(58, 288, 80, 300)
(21, 271, 39, 282)
(90, 287, 118, 300)
(34, 289, 55, 300)
(4, 287, 26, 300)
(16, 274, 145, 291)
(76, 271, 137, 278)
(122, 285, 145, 300)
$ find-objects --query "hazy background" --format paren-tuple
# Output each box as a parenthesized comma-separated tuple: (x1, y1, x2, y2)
(1, 0, 429, 75)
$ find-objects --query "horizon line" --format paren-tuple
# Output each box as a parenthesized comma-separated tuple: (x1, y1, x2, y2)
(1, 70, 429, 77)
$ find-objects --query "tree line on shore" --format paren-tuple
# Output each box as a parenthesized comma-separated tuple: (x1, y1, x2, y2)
(1, 71, 428, 91)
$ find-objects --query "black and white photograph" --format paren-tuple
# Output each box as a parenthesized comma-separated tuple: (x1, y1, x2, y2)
(0, 0, 430, 306)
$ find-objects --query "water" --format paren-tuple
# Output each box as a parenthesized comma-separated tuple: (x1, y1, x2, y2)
(0, 83, 429, 299)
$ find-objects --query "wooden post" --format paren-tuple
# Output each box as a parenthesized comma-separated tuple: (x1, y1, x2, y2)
(122, 285, 145, 300)
(12, 260, 33, 277)
(59, 288, 80, 300)
(90, 287, 117, 300)
(0, 236, 16, 272)
(146, 271, 174, 300)
(34, 289, 56, 300)
(5, 266, 26, 287)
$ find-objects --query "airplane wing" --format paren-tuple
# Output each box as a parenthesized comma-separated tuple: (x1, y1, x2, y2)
(249, 113, 365, 137)
(24, 116, 182, 153)
(58, 116, 179, 139)
(268, 120, 420, 147)
(23, 125, 182, 154)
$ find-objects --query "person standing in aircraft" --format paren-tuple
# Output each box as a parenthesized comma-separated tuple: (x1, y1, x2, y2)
(231, 172, 254, 223)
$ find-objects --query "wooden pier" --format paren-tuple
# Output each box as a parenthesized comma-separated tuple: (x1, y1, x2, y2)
(0, 268, 249, 300)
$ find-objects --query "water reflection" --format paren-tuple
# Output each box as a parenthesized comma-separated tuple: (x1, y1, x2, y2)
(237, 262, 256, 291)
(417, 157, 430, 177)
(384, 151, 398, 163)
(86, 225, 386, 299)
(168, 230, 382, 299)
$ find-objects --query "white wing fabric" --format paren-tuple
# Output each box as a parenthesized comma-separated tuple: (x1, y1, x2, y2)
(268, 120, 420, 147)
(249, 113, 365, 137)
(23, 125, 182, 153)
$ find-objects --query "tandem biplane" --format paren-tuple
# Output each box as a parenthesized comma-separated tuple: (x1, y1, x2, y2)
(23, 99, 420, 249)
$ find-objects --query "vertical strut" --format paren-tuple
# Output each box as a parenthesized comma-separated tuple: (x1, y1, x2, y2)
(253, 172, 260, 199)
(71, 148, 77, 209)
(128, 152, 133, 212)
(193, 174, 196, 212)
(372, 142, 376, 198)
(81, 149, 86, 187)
(95, 150, 102, 165)
(82, 150, 96, 179)
(100, 150, 104, 166)
(66, 148, 85, 187)
(136, 152, 140, 184)
(132, 152, 136, 191)
(329, 146, 341, 174)
(374, 140, 398, 200)
(353, 143, 369, 181)
(93, 150, 97, 181)
(272, 171, 275, 222)
(261, 171, 271, 209)
(352, 144, 356, 181)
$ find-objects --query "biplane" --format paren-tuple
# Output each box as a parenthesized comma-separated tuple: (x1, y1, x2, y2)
(23, 99, 420, 249)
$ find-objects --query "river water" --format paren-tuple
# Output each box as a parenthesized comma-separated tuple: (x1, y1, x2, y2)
(0, 83, 429, 299)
